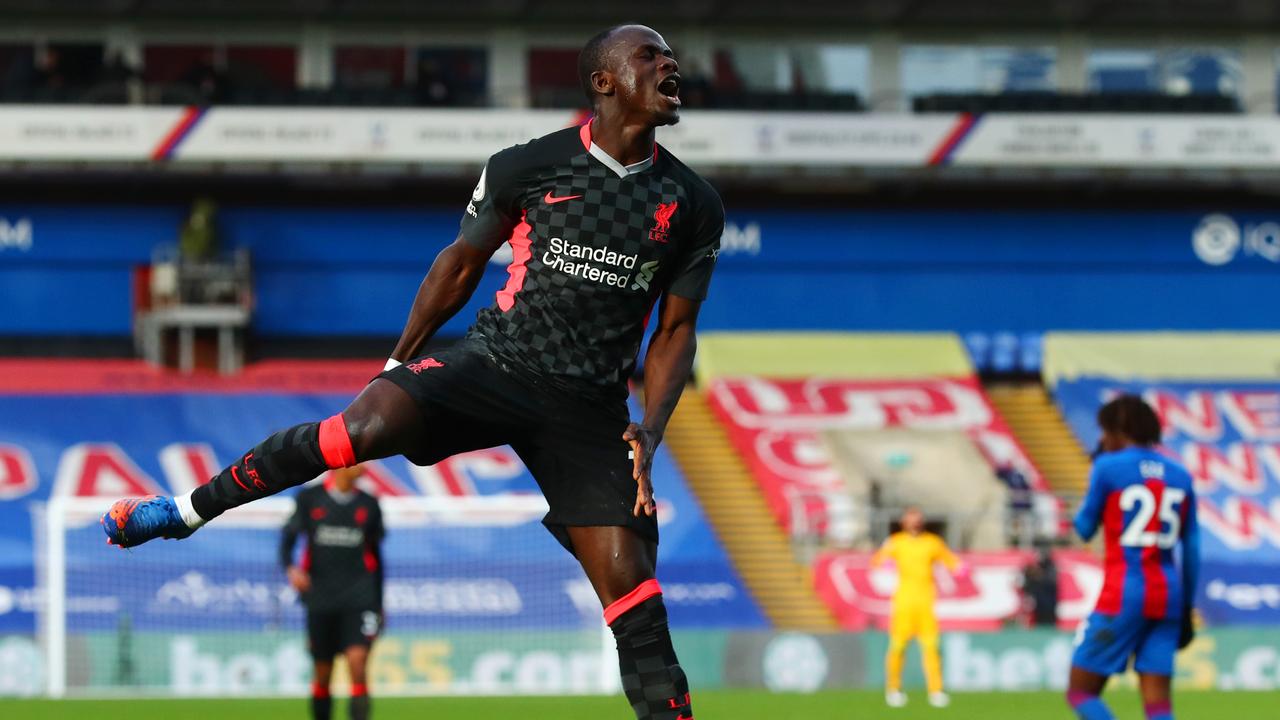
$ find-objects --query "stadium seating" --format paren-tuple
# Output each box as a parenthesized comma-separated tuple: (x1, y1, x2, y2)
(0, 360, 765, 696)
(9, 3, 1280, 705)
(681, 333, 1069, 632)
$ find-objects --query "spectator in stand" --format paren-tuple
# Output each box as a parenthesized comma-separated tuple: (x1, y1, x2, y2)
(179, 52, 229, 105)
(678, 61, 712, 108)
(1020, 542, 1059, 626)
(94, 51, 142, 104)
(1, 48, 37, 99)
(415, 57, 454, 106)
(35, 47, 68, 95)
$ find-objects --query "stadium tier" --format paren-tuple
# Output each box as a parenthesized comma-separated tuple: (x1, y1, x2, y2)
(692, 334, 1068, 629)
(0, 363, 763, 696)
(6, 206, 1278, 343)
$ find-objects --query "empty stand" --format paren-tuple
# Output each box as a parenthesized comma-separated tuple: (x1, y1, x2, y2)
(664, 387, 838, 631)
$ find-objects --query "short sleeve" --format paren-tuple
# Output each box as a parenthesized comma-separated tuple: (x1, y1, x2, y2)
(460, 151, 522, 254)
(666, 185, 724, 301)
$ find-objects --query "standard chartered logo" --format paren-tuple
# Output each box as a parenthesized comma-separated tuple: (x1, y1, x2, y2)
(543, 236, 643, 288)
(631, 260, 659, 291)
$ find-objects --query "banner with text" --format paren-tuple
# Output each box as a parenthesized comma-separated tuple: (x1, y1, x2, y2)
(6, 108, 1280, 170)
(704, 376, 1059, 536)
(0, 386, 765, 635)
(813, 549, 1101, 632)
(7, 626, 1280, 696)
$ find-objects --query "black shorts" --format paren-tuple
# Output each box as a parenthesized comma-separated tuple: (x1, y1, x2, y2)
(378, 338, 657, 553)
(307, 607, 381, 660)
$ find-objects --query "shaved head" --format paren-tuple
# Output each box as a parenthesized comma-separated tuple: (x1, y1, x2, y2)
(578, 24, 628, 106)
(577, 24, 681, 129)
(578, 24, 669, 108)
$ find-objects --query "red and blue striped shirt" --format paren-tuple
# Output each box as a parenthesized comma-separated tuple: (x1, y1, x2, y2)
(1074, 446, 1200, 620)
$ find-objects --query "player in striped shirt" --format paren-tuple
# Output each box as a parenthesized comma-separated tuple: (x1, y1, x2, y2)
(1067, 395, 1200, 720)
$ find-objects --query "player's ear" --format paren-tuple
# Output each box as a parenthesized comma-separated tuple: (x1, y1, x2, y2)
(591, 69, 615, 99)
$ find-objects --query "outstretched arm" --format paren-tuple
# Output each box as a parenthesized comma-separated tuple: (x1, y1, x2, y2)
(625, 294, 702, 517)
(389, 233, 494, 363)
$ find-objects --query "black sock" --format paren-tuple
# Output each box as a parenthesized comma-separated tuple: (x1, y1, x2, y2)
(191, 422, 328, 521)
(349, 693, 370, 720)
(610, 595, 693, 720)
(310, 694, 332, 720)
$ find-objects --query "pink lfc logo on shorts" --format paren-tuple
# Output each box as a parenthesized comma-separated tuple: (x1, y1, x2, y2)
(407, 358, 445, 374)
(650, 202, 677, 243)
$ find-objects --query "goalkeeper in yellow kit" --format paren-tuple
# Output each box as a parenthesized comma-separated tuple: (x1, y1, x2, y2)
(872, 506, 963, 709)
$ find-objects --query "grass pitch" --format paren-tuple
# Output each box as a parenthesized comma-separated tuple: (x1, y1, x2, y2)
(2, 689, 1267, 719)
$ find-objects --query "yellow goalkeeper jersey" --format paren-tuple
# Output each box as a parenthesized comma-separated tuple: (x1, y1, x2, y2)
(871, 531, 960, 602)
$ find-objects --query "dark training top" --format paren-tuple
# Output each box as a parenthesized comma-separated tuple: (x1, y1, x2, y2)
(280, 483, 385, 612)
(460, 123, 724, 395)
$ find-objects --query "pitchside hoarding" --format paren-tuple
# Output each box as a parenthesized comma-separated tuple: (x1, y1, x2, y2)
(5, 627, 1280, 696)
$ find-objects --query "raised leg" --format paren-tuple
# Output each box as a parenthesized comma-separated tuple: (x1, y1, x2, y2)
(104, 379, 426, 547)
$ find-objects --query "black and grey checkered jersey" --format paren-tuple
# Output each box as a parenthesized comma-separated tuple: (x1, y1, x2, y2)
(459, 123, 723, 395)
(280, 484, 384, 612)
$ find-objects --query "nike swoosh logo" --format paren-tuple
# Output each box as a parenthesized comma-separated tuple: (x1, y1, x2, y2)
(544, 191, 583, 204)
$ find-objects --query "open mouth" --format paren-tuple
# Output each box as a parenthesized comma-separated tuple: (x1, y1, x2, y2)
(657, 75, 681, 105)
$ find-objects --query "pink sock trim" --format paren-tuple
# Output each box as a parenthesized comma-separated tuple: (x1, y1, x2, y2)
(1145, 701, 1172, 716)
(603, 579, 662, 625)
(1067, 690, 1096, 708)
(318, 414, 356, 469)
